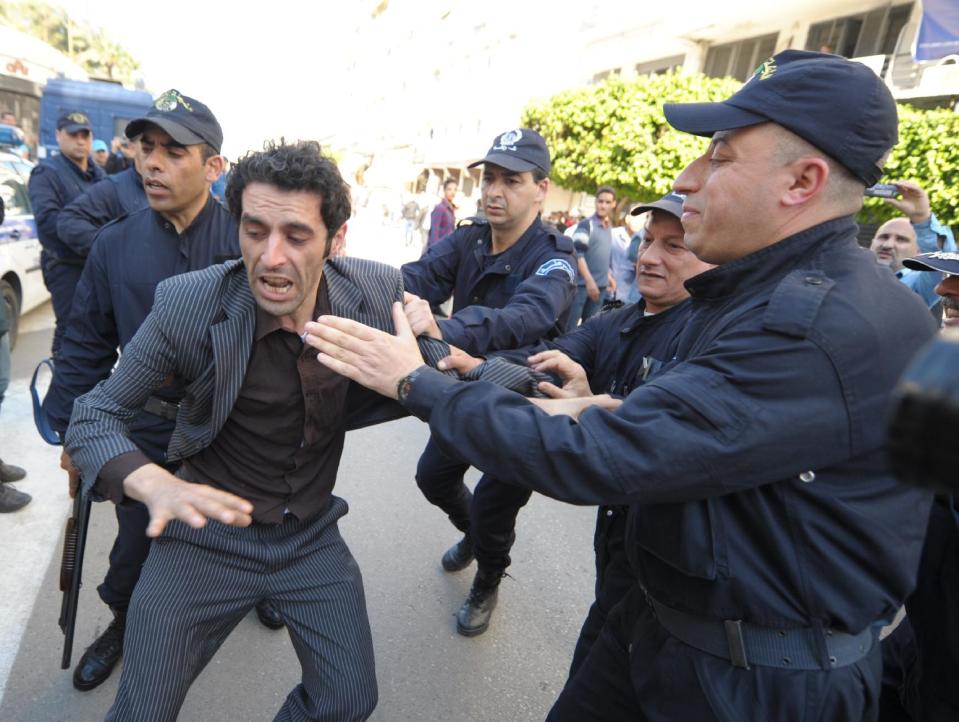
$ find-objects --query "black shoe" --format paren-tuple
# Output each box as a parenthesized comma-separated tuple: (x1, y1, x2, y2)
(456, 571, 502, 637)
(441, 534, 474, 572)
(255, 599, 284, 630)
(73, 610, 125, 691)
(0, 460, 26, 483)
(0, 484, 30, 513)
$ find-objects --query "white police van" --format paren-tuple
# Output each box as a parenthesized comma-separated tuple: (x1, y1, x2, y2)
(0, 150, 47, 348)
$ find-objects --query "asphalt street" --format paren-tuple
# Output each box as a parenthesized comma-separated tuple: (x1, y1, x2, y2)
(0, 219, 598, 721)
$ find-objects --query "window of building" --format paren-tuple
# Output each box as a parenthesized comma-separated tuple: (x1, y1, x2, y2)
(634, 55, 685, 76)
(592, 68, 621, 83)
(703, 34, 779, 81)
(805, 3, 913, 58)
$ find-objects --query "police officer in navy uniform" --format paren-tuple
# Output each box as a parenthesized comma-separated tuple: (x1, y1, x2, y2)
(56, 136, 148, 258)
(28, 110, 106, 356)
(42, 89, 282, 692)
(306, 51, 938, 720)
(444, 191, 713, 670)
(401, 128, 576, 635)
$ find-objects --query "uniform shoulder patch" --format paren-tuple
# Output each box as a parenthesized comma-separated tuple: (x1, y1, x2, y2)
(535, 258, 576, 283)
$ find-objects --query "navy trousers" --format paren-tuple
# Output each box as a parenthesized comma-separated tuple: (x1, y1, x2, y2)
(40, 251, 83, 357)
(107, 496, 377, 722)
(97, 501, 152, 612)
(549, 584, 881, 722)
(567, 505, 636, 677)
(414, 437, 473, 534)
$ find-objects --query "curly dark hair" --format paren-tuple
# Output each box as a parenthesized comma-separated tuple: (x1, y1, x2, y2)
(225, 140, 352, 247)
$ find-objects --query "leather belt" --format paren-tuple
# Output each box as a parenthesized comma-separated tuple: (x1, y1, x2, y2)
(642, 588, 876, 671)
(143, 396, 179, 422)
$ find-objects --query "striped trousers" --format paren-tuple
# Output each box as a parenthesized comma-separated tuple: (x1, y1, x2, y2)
(106, 496, 377, 722)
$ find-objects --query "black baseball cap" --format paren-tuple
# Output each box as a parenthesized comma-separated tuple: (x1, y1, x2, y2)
(469, 128, 551, 175)
(630, 192, 685, 220)
(57, 111, 91, 133)
(903, 251, 959, 275)
(663, 50, 898, 186)
(126, 89, 223, 153)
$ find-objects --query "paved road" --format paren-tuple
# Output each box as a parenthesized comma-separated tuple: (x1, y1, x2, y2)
(0, 220, 598, 721)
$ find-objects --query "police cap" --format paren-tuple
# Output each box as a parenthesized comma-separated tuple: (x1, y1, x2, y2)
(126, 89, 223, 153)
(663, 50, 898, 186)
(469, 128, 551, 175)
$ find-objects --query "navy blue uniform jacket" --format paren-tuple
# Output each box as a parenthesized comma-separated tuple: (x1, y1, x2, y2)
(44, 196, 239, 461)
(56, 167, 148, 257)
(28, 153, 106, 261)
(402, 217, 577, 354)
(403, 216, 937, 635)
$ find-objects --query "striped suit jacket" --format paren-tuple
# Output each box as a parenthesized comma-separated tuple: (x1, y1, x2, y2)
(66, 256, 429, 491)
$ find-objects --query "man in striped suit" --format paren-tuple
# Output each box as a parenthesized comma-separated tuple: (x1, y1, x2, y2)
(66, 140, 431, 722)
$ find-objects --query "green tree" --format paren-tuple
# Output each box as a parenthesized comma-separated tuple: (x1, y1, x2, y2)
(522, 71, 741, 202)
(0, 1, 140, 83)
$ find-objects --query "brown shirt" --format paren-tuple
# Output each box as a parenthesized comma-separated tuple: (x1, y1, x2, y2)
(99, 279, 351, 524)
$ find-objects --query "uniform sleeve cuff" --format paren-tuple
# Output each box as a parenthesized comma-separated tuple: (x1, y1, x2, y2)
(402, 367, 461, 421)
(96, 450, 152, 504)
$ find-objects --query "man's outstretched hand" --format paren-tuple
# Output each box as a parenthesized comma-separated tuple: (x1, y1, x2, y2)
(122, 464, 254, 538)
(304, 301, 426, 399)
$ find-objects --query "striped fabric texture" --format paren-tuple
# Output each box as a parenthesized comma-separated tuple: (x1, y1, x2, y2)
(67, 256, 453, 491)
(107, 497, 377, 722)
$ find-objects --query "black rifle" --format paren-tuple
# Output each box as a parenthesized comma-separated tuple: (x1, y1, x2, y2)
(58, 488, 92, 669)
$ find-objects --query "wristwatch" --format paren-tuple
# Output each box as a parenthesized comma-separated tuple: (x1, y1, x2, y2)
(396, 368, 423, 403)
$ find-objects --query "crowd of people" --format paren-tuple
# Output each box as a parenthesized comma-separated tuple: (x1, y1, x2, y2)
(0, 48, 955, 721)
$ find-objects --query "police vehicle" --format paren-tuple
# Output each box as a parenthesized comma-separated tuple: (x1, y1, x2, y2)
(0, 150, 45, 348)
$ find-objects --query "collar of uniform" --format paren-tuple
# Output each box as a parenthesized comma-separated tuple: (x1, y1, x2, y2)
(151, 193, 219, 236)
(684, 216, 858, 301)
(254, 274, 325, 341)
(619, 296, 690, 335)
(57, 152, 98, 181)
(478, 216, 543, 260)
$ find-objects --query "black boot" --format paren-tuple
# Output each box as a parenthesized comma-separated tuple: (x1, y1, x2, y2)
(73, 607, 125, 691)
(456, 569, 503, 637)
(255, 599, 284, 630)
(0, 459, 26, 483)
(0, 484, 30, 512)
(441, 534, 474, 572)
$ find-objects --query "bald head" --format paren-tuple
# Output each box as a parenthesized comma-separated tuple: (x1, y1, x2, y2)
(870, 218, 917, 272)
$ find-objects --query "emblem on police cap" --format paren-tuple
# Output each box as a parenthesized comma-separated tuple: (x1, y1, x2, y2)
(754, 57, 777, 80)
(154, 89, 193, 113)
(67, 112, 89, 125)
(494, 128, 523, 151)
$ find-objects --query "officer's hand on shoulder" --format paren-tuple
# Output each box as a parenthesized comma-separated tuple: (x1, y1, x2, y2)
(403, 291, 442, 339)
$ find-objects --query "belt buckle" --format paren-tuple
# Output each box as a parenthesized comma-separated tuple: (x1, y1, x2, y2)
(724, 620, 751, 670)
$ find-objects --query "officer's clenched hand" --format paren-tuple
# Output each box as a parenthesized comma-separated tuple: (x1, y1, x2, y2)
(528, 349, 591, 397)
(437, 344, 484, 374)
(60, 449, 81, 499)
(304, 302, 425, 399)
(403, 292, 442, 339)
(122, 464, 254, 538)
(529, 394, 622, 421)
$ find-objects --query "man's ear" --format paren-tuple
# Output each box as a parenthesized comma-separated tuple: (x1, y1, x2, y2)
(782, 157, 829, 208)
(205, 154, 226, 184)
(536, 177, 551, 204)
(327, 222, 348, 258)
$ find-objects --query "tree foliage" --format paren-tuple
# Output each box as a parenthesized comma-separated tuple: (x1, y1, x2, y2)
(521, 71, 741, 202)
(0, 1, 140, 83)
(524, 72, 959, 228)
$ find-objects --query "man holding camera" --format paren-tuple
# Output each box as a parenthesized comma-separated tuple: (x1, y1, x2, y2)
(869, 181, 956, 310)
